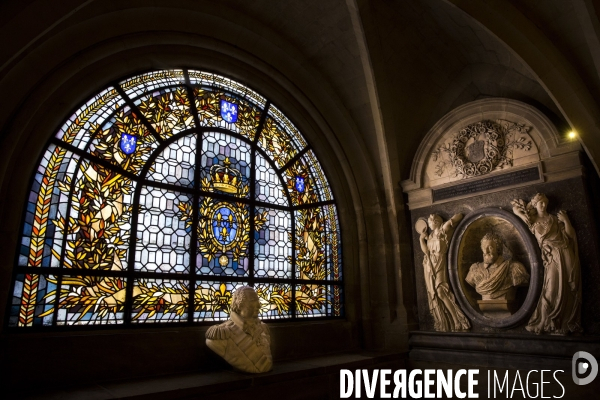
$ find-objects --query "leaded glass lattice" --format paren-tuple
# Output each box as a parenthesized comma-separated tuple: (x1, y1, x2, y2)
(9, 69, 342, 329)
(136, 187, 192, 273)
(148, 134, 197, 187)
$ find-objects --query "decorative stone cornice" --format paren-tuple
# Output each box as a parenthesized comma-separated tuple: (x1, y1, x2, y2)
(401, 99, 582, 209)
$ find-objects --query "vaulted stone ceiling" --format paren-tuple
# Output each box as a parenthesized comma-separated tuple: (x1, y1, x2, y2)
(1, 0, 598, 178)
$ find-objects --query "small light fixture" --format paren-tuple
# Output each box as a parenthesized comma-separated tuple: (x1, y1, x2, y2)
(568, 131, 577, 139)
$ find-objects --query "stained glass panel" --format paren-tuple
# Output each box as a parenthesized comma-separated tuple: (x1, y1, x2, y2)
(10, 274, 56, 327)
(295, 284, 342, 318)
(147, 134, 196, 187)
(294, 207, 326, 280)
(55, 87, 126, 150)
(120, 70, 186, 99)
(255, 151, 288, 206)
(195, 197, 252, 277)
(200, 132, 251, 198)
(258, 116, 299, 170)
(11, 69, 342, 328)
(20, 145, 79, 269)
(137, 187, 191, 273)
(283, 150, 332, 206)
(56, 275, 126, 325)
(304, 149, 333, 201)
(323, 204, 342, 281)
(87, 106, 159, 175)
(193, 88, 262, 140)
(254, 207, 292, 279)
(268, 104, 307, 150)
(188, 70, 267, 108)
(135, 87, 195, 140)
(60, 159, 135, 271)
(255, 283, 292, 319)
(193, 281, 246, 322)
(131, 278, 189, 323)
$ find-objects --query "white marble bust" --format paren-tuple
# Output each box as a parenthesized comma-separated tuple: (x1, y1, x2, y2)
(205, 286, 273, 373)
(466, 232, 529, 300)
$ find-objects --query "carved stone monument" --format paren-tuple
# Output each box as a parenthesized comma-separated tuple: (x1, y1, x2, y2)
(465, 232, 530, 318)
(417, 214, 470, 332)
(205, 286, 273, 373)
(512, 193, 582, 334)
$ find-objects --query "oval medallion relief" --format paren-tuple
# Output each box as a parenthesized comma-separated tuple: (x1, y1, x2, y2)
(448, 208, 542, 328)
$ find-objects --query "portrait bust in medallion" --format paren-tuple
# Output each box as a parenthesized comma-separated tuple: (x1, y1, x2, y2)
(465, 232, 530, 318)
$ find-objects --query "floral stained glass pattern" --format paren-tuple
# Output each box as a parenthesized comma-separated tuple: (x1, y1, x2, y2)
(295, 284, 343, 318)
(135, 87, 195, 140)
(9, 69, 342, 328)
(54, 87, 126, 150)
(283, 150, 333, 206)
(56, 160, 135, 271)
(257, 116, 299, 170)
(323, 204, 342, 282)
(10, 274, 56, 327)
(268, 104, 307, 150)
(131, 278, 188, 323)
(19, 145, 80, 269)
(89, 106, 159, 175)
(294, 207, 327, 281)
(255, 282, 292, 319)
(193, 87, 262, 140)
(194, 281, 245, 322)
(188, 71, 266, 106)
(53, 275, 127, 325)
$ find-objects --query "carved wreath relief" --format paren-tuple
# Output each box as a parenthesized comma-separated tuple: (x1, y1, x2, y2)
(432, 120, 532, 178)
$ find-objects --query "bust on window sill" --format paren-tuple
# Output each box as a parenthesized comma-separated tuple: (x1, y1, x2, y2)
(205, 286, 273, 373)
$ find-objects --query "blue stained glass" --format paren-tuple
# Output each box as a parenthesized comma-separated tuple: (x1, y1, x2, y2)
(220, 100, 238, 123)
(120, 133, 137, 154)
(13, 69, 342, 328)
(295, 176, 305, 192)
(212, 206, 238, 245)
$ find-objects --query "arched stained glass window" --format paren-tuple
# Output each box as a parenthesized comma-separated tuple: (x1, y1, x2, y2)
(8, 70, 342, 328)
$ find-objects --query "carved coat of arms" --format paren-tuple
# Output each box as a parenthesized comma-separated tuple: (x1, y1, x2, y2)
(431, 120, 532, 179)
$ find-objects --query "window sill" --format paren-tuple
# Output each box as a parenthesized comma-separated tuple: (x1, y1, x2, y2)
(21, 351, 407, 399)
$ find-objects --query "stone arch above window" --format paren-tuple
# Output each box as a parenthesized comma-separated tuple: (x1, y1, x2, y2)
(8, 69, 342, 328)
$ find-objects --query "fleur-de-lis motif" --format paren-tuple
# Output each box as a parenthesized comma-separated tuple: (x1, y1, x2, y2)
(120, 133, 137, 155)
(220, 100, 238, 123)
(295, 176, 305, 192)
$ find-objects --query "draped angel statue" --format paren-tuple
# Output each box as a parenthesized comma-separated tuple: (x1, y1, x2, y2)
(417, 214, 470, 332)
(511, 193, 582, 334)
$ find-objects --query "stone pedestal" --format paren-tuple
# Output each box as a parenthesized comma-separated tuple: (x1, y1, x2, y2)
(477, 288, 517, 318)
(477, 299, 516, 318)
